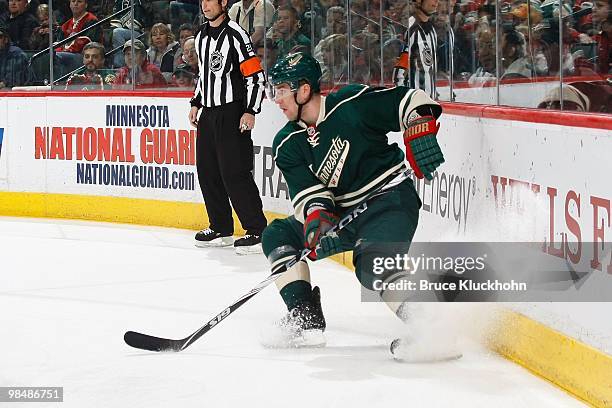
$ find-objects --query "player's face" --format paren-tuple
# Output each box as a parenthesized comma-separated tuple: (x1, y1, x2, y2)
(273, 84, 298, 119)
(83, 49, 104, 71)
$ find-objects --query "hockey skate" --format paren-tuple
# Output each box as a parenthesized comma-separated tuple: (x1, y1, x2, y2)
(261, 286, 326, 348)
(194, 228, 234, 247)
(234, 234, 263, 255)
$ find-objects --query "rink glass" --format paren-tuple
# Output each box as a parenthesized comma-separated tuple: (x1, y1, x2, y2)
(2, 0, 609, 113)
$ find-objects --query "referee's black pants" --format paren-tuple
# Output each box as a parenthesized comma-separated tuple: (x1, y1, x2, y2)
(196, 100, 267, 236)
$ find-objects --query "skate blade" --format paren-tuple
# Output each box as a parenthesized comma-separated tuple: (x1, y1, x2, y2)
(195, 237, 234, 248)
(392, 351, 463, 363)
(235, 243, 263, 255)
(261, 329, 326, 349)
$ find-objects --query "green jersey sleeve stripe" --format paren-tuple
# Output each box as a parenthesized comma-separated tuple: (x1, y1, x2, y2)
(291, 183, 332, 206)
(294, 190, 335, 223)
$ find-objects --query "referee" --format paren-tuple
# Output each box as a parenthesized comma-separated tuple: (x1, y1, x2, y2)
(392, 0, 439, 99)
(189, 0, 267, 255)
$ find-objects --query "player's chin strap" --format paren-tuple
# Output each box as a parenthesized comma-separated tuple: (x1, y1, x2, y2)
(294, 86, 314, 123)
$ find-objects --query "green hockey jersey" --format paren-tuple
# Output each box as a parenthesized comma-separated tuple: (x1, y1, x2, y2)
(272, 84, 441, 223)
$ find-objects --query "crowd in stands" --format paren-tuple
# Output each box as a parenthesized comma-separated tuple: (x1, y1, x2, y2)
(0, 0, 609, 111)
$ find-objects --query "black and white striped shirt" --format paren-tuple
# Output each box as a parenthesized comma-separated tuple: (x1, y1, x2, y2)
(190, 17, 265, 114)
(393, 16, 438, 99)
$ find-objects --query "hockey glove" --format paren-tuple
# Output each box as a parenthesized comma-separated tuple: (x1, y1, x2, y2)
(404, 116, 445, 181)
(304, 209, 342, 260)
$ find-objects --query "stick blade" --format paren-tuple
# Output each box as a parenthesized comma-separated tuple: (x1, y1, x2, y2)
(124, 331, 183, 352)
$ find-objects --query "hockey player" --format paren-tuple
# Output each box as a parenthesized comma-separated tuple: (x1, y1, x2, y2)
(262, 52, 445, 357)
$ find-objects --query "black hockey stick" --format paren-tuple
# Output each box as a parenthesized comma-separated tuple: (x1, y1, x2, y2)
(124, 169, 411, 352)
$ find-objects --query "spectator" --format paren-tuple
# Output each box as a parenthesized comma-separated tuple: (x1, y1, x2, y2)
(318, 0, 343, 14)
(255, 38, 277, 73)
(322, 5, 345, 38)
(270, 6, 311, 60)
(147, 22, 179, 81)
(593, 0, 611, 74)
(432, 0, 456, 82)
(173, 23, 195, 69)
(88, 0, 114, 21)
(537, 0, 576, 76)
(29, 3, 61, 51)
(500, 28, 532, 79)
(172, 63, 196, 89)
(228, 0, 275, 47)
(52, 0, 71, 23)
(181, 36, 199, 73)
(317, 33, 347, 90)
(468, 29, 496, 87)
(113, 39, 166, 88)
(349, 0, 369, 33)
(382, 37, 403, 83)
(110, 0, 146, 68)
(55, 0, 102, 77)
(289, 0, 323, 44)
(65, 42, 114, 90)
(0, 0, 39, 50)
(0, 24, 31, 87)
(351, 30, 381, 85)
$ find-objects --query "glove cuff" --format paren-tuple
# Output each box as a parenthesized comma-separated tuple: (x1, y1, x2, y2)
(403, 116, 440, 180)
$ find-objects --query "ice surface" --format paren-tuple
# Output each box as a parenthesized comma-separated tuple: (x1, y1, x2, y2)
(0, 217, 585, 407)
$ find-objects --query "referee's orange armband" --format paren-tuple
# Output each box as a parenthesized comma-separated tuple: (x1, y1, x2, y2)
(394, 52, 409, 69)
(240, 56, 264, 77)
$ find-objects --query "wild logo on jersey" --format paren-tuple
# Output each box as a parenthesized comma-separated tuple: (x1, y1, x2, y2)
(315, 136, 350, 188)
(306, 126, 319, 147)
